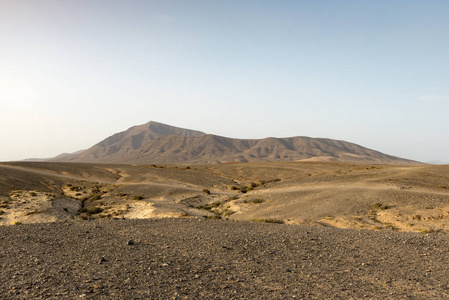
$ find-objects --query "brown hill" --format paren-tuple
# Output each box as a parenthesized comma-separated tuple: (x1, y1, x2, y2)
(53, 121, 418, 165)
(55, 121, 206, 163)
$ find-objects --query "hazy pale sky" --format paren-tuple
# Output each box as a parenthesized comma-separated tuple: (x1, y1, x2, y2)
(1, 0, 448, 163)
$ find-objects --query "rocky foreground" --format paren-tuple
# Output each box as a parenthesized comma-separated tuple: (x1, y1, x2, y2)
(1, 218, 449, 299)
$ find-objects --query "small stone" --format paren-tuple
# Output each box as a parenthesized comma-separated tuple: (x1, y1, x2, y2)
(127, 240, 135, 245)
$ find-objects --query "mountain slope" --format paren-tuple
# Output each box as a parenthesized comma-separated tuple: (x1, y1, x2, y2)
(57, 121, 206, 163)
(53, 121, 419, 165)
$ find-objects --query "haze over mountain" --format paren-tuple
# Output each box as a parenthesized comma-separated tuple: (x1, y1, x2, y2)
(52, 121, 419, 165)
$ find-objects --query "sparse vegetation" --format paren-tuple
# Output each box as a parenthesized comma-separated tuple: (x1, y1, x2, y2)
(80, 207, 104, 215)
(196, 200, 236, 218)
(383, 223, 398, 230)
(3, 160, 449, 236)
(371, 202, 389, 210)
(203, 215, 222, 220)
(419, 228, 439, 234)
(250, 218, 284, 224)
(240, 186, 253, 193)
(222, 209, 236, 217)
(243, 198, 265, 204)
(91, 194, 102, 201)
(91, 185, 102, 194)
(196, 201, 223, 211)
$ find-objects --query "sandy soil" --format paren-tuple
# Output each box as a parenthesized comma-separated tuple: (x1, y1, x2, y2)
(1, 161, 449, 234)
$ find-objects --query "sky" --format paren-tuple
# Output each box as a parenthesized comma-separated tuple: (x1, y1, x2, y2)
(1, 0, 448, 163)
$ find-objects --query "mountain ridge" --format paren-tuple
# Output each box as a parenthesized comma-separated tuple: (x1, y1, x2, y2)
(51, 121, 420, 165)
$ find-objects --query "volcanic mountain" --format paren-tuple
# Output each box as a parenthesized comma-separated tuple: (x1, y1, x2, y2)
(52, 121, 419, 165)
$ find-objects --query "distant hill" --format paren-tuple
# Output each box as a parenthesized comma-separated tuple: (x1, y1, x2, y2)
(24, 150, 85, 162)
(51, 121, 419, 165)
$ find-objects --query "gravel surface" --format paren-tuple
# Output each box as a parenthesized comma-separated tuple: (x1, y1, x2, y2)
(1, 218, 449, 299)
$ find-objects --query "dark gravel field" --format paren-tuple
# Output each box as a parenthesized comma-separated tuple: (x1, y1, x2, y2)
(1, 218, 449, 299)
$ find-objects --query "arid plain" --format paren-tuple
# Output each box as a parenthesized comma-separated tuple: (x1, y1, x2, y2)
(2, 161, 449, 298)
(2, 161, 449, 233)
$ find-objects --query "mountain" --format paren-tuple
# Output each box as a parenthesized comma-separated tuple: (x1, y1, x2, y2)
(52, 121, 419, 165)
(54, 121, 206, 163)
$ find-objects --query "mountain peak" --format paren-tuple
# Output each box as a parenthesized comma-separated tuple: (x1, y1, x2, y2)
(146, 121, 206, 136)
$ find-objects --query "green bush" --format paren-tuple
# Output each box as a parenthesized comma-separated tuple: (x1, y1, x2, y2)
(240, 185, 254, 193)
(80, 207, 104, 215)
(244, 198, 264, 204)
(91, 194, 102, 201)
(196, 201, 223, 211)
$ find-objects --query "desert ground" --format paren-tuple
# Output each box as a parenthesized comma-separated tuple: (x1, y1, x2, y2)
(1, 161, 449, 298)
(1, 161, 449, 233)
(2, 218, 449, 299)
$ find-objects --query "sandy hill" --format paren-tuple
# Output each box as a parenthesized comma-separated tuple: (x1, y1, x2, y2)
(52, 121, 418, 165)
